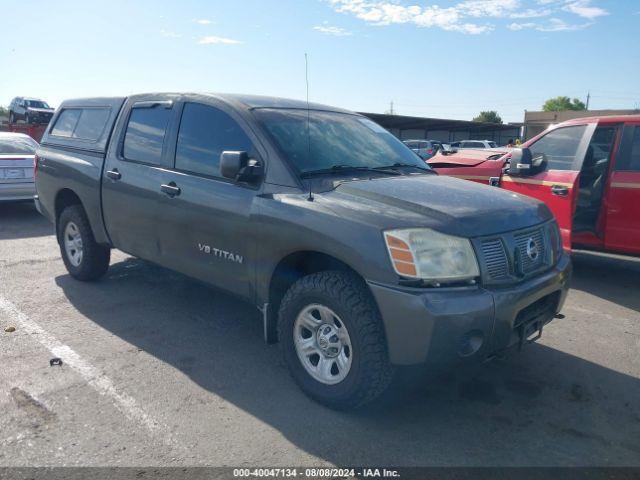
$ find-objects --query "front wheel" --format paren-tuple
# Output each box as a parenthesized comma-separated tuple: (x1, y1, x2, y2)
(58, 205, 110, 281)
(278, 271, 394, 409)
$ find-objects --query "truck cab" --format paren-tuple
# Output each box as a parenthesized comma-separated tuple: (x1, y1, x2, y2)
(429, 115, 640, 256)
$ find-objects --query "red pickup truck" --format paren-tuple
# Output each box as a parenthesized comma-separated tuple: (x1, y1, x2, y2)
(428, 115, 640, 256)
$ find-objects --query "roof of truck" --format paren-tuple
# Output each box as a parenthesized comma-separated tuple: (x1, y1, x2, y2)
(207, 93, 355, 114)
(561, 114, 640, 125)
(58, 93, 355, 114)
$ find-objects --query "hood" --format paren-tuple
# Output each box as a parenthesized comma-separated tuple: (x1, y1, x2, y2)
(323, 174, 552, 238)
(428, 149, 509, 167)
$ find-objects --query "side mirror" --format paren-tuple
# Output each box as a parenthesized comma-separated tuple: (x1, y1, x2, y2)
(220, 151, 263, 183)
(507, 147, 533, 176)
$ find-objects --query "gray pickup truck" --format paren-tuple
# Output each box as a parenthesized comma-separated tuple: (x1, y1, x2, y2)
(35, 93, 571, 408)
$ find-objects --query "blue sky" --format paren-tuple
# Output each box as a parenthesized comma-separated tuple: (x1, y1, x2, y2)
(1, 0, 638, 122)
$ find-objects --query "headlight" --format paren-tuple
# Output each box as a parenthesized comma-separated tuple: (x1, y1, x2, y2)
(384, 228, 480, 283)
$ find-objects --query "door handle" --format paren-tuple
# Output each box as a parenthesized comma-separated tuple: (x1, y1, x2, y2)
(551, 185, 569, 196)
(160, 182, 181, 197)
(106, 169, 121, 180)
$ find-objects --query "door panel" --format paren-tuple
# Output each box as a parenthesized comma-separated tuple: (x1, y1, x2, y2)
(605, 172, 640, 254)
(604, 124, 640, 255)
(501, 124, 596, 250)
(155, 171, 255, 298)
(501, 171, 580, 250)
(101, 99, 176, 261)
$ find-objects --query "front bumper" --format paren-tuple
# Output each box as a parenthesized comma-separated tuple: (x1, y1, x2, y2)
(0, 182, 36, 202)
(368, 253, 572, 365)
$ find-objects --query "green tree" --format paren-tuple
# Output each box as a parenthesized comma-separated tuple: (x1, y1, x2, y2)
(0, 106, 8, 117)
(542, 96, 586, 112)
(473, 111, 503, 124)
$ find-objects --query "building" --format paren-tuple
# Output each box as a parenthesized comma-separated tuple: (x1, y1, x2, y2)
(360, 112, 522, 146)
(523, 109, 640, 140)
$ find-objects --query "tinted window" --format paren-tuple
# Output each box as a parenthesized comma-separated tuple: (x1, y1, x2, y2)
(529, 125, 587, 171)
(255, 109, 429, 174)
(616, 126, 640, 171)
(488, 141, 497, 148)
(51, 109, 81, 137)
(0, 136, 38, 154)
(123, 105, 172, 165)
(73, 109, 110, 140)
(25, 100, 49, 109)
(51, 108, 110, 140)
(175, 103, 252, 178)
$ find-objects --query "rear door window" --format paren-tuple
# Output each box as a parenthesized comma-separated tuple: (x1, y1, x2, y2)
(50, 108, 110, 141)
(615, 126, 640, 171)
(529, 125, 588, 171)
(51, 109, 82, 137)
(123, 104, 172, 166)
(175, 102, 252, 178)
(73, 109, 110, 140)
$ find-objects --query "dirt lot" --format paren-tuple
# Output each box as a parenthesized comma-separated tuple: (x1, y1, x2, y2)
(1, 202, 639, 467)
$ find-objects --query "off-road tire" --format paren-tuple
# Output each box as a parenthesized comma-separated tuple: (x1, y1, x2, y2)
(278, 270, 394, 409)
(57, 205, 110, 281)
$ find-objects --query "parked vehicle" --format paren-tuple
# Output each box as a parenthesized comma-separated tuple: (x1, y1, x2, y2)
(450, 140, 498, 149)
(403, 139, 443, 160)
(0, 132, 38, 201)
(35, 93, 571, 408)
(9, 97, 55, 125)
(428, 115, 640, 256)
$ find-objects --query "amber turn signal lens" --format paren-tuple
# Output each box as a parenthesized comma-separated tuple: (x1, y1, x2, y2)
(384, 233, 418, 278)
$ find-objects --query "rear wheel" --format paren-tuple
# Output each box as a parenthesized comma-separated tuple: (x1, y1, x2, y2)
(57, 205, 110, 281)
(278, 271, 394, 409)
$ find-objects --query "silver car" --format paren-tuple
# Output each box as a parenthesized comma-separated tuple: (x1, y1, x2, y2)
(450, 140, 498, 149)
(403, 139, 443, 160)
(0, 132, 38, 201)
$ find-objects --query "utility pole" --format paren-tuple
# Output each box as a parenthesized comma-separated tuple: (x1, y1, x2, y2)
(389, 101, 394, 115)
(586, 91, 590, 110)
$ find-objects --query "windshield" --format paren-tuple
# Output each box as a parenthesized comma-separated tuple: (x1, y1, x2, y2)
(0, 136, 38, 154)
(254, 109, 430, 174)
(25, 100, 50, 109)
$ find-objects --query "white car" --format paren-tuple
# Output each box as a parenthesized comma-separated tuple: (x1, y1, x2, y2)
(0, 132, 38, 201)
(450, 140, 498, 149)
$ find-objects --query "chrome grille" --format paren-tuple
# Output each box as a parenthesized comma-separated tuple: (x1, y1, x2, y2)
(481, 238, 509, 280)
(514, 228, 545, 274)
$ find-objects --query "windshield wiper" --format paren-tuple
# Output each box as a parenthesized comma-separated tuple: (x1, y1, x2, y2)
(377, 162, 431, 172)
(300, 164, 402, 178)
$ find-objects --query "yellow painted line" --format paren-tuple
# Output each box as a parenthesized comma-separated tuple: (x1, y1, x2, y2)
(502, 175, 574, 188)
(611, 182, 640, 189)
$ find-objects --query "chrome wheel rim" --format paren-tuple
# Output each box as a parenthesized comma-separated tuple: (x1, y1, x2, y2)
(63, 221, 83, 267)
(293, 304, 352, 385)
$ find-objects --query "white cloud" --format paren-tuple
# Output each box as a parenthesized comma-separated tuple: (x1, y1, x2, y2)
(327, 0, 491, 34)
(325, 0, 607, 34)
(197, 36, 242, 45)
(313, 25, 353, 36)
(193, 19, 212, 25)
(160, 30, 182, 38)
(508, 16, 589, 31)
(456, 0, 519, 18)
(562, 0, 608, 20)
